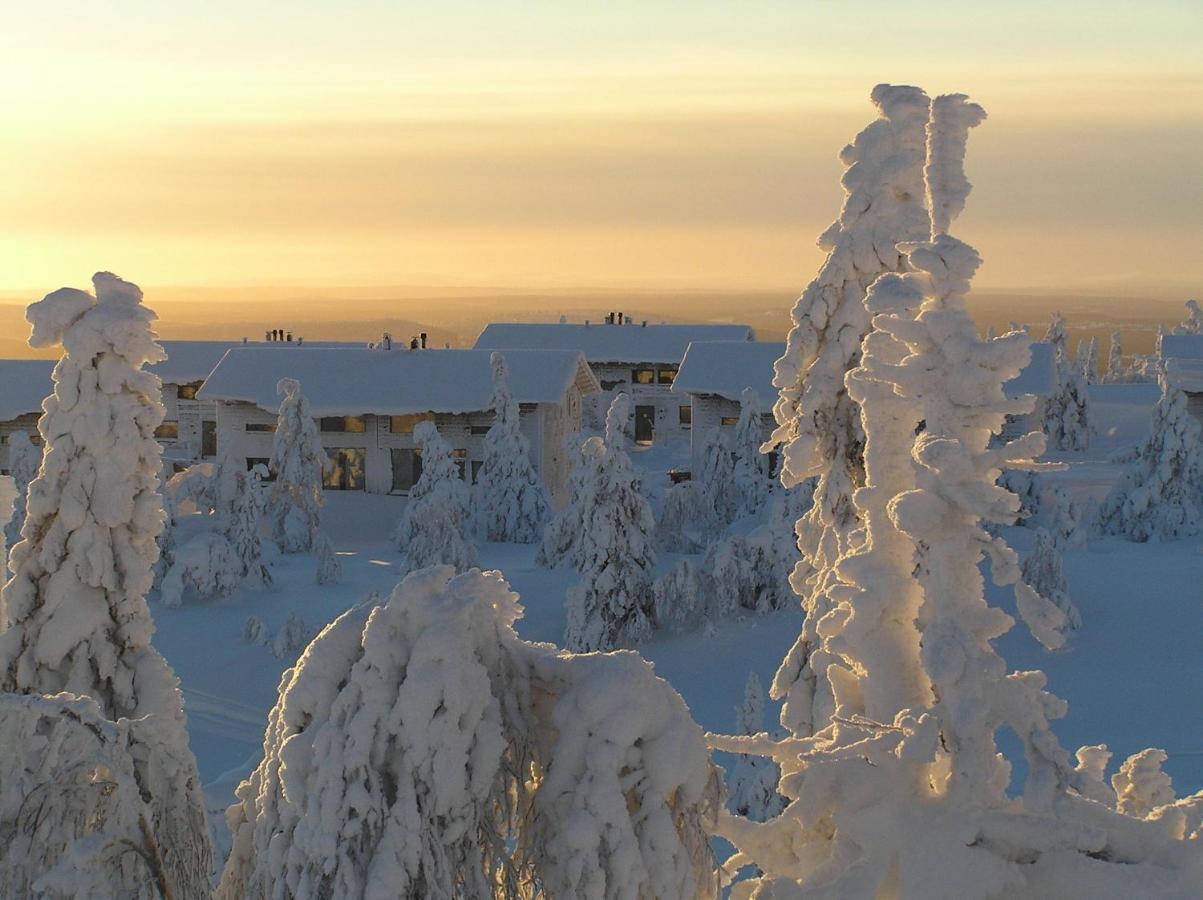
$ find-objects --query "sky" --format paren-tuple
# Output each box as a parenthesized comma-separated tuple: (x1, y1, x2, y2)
(1, 1, 1201, 298)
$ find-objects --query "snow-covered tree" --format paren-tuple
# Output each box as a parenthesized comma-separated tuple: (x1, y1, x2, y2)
(227, 462, 272, 587)
(1105, 331, 1126, 382)
(731, 388, 773, 516)
(243, 615, 271, 646)
(999, 468, 1040, 524)
(564, 394, 657, 651)
(1045, 365, 1091, 451)
(766, 84, 932, 586)
(271, 611, 310, 660)
(1041, 484, 1085, 548)
(1172, 298, 1203, 335)
(3, 430, 38, 569)
(652, 557, 707, 631)
(705, 533, 789, 618)
(1096, 385, 1203, 541)
(159, 532, 240, 607)
(711, 91, 1203, 898)
(1080, 335, 1099, 383)
(217, 566, 721, 900)
(696, 427, 737, 536)
(268, 377, 326, 553)
(474, 351, 549, 543)
(0, 272, 211, 895)
(1044, 312, 1069, 367)
(656, 481, 703, 553)
(314, 531, 341, 585)
(1022, 527, 1081, 630)
(725, 673, 785, 822)
(536, 433, 591, 568)
(395, 420, 477, 574)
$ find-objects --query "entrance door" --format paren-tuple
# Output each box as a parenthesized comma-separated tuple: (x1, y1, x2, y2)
(634, 405, 655, 445)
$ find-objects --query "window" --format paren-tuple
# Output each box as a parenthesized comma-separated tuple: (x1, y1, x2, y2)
(471, 460, 484, 485)
(679, 405, 692, 426)
(325, 448, 366, 490)
(390, 448, 422, 493)
(177, 382, 202, 400)
(201, 420, 217, 457)
(389, 413, 434, 434)
(600, 379, 625, 391)
(632, 367, 655, 385)
(452, 448, 468, 479)
(657, 366, 677, 385)
(322, 416, 366, 433)
(246, 422, 276, 432)
(720, 416, 738, 427)
(470, 424, 491, 435)
(246, 457, 276, 480)
(155, 420, 179, 440)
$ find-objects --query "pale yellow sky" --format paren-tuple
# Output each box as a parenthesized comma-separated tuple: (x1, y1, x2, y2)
(1, 2, 1200, 298)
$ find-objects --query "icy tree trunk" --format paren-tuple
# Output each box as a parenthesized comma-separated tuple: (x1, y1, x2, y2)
(268, 377, 326, 553)
(0, 272, 211, 896)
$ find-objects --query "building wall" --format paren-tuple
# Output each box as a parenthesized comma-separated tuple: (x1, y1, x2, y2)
(687, 394, 775, 475)
(585, 362, 692, 443)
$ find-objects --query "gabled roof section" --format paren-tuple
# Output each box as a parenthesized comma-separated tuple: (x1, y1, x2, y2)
(152, 340, 359, 385)
(0, 359, 55, 421)
(474, 322, 754, 365)
(197, 347, 598, 416)
(672, 341, 786, 408)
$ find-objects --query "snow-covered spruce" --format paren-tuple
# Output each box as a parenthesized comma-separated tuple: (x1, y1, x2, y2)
(314, 531, 341, 585)
(1045, 363, 1091, 451)
(271, 611, 310, 660)
(1104, 331, 1129, 383)
(652, 557, 707, 631)
(1022, 527, 1082, 630)
(564, 393, 657, 651)
(655, 481, 703, 553)
(243, 615, 271, 647)
(536, 432, 590, 568)
(394, 420, 477, 574)
(268, 377, 326, 553)
(725, 673, 785, 823)
(474, 351, 549, 543)
(227, 462, 272, 587)
(712, 92, 1203, 899)
(705, 532, 790, 618)
(731, 387, 773, 517)
(0, 693, 184, 898)
(695, 427, 737, 537)
(1172, 298, 1203, 335)
(1080, 335, 1099, 383)
(0, 273, 211, 895)
(3, 430, 38, 570)
(1096, 385, 1203, 542)
(999, 468, 1040, 524)
(216, 566, 721, 900)
(766, 83, 932, 583)
(1040, 484, 1086, 548)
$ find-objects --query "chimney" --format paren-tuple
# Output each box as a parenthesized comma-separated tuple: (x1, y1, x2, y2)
(618, 311, 624, 325)
(642, 320, 647, 328)
(584, 319, 590, 327)
(264, 330, 270, 342)
(243, 336, 248, 344)
(410, 337, 420, 350)
(297, 336, 303, 345)
(420, 332, 427, 349)
(286, 331, 293, 342)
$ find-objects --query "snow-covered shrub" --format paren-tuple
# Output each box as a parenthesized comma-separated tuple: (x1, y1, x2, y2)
(314, 531, 341, 585)
(0, 693, 185, 899)
(271, 611, 311, 660)
(0, 272, 211, 895)
(3, 430, 38, 569)
(217, 567, 721, 900)
(159, 532, 239, 607)
(1172, 298, 1203, 335)
(1022, 527, 1081, 630)
(243, 615, 271, 646)
(1096, 386, 1203, 542)
(711, 92, 1203, 898)
(656, 480, 703, 553)
(731, 387, 773, 517)
(725, 673, 785, 823)
(564, 395, 658, 651)
(394, 420, 477, 574)
(474, 351, 549, 543)
(652, 557, 707, 631)
(268, 377, 326, 553)
(766, 83, 932, 581)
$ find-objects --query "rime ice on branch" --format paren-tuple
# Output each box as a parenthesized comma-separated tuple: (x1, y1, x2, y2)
(0, 272, 211, 897)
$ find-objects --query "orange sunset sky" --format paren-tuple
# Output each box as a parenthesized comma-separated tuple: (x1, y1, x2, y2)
(1, 2, 1201, 301)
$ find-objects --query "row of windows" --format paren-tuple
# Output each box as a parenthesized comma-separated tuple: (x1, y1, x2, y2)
(244, 446, 481, 492)
(245, 414, 490, 435)
(632, 365, 677, 386)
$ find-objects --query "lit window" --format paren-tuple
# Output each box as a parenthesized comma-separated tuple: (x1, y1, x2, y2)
(321, 416, 367, 433)
(325, 448, 366, 490)
(155, 420, 179, 440)
(600, 379, 624, 391)
(632, 368, 655, 385)
(389, 413, 434, 434)
(177, 382, 202, 400)
(246, 422, 276, 432)
(720, 416, 738, 427)
(679, 405, 692, 426)
(657, 366, 677, 385)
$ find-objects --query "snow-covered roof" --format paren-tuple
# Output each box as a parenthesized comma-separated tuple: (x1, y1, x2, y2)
(1165, 359, 1203, 393)
(1005, 341, 1056, 399)
(671, 341, 786, 408)
(0, 359, 55, 420)
(197, 347, 599, 416)
(1158, 335, 1203, 361)
(152, 340, 358, 385)
(474, 322, 754, 365)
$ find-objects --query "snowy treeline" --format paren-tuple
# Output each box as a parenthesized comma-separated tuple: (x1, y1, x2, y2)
(217, 566, 721, 899)
(474, 352, 549, 543)
(0, 273, 212, 897)
(708, 89, 1203, 897)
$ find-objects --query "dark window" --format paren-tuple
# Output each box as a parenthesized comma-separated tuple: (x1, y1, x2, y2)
(389, 413, 433, 434)
(177, 382, 202, 400)
(325, 448, 366, 490)
(155, 420, 179, 440)
(452, 448, 468, 479)
(390, 448, 423, 492)
(632, 367, 655, 385)
(321, 416, 366, 433)
(201, 420, 217, 457)
(657, 366, 677, 385)
(470, 424, 491, 435)
(600, 379, 625, 391)
(634, 404, 655, 444)
(246, 457, 276, 481)
(679, 405, 692, 426)
(720, 416, 738, 427)
(246, 422, 277, 432)
(471, 460, 484, 484)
